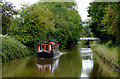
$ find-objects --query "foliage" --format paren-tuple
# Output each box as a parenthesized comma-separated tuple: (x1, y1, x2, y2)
(88, 2, 110, 41)
(81, 20, 93, 37)
(1, 0, 17, 35)
(101, 3, 120, 45)
(44, 2, 82, 48)
(9, 3, 55, 48)
(1, 35, 31, 61)
(105, 40, 114, 48)
(88, 2, 120, 46)
(9, 2, 83, 49)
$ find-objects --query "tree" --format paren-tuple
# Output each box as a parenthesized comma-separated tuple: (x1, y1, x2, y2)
(88, 2, 120, 46)
(43, 2, 82, 48)
(88, 2, 111, 42)
(9, 2, 83, 49)
(101, 3, 120, 45)
(81, 20, 92, 37)
(1, 0, 17, 34)
(9, 3, 55, 48)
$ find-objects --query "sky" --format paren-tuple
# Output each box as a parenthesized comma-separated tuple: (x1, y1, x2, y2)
(75, 0, 93, 21)
(6, 0, 93, 21)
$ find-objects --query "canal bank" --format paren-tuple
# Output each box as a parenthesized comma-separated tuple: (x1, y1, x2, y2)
(90, 43, 120, 73)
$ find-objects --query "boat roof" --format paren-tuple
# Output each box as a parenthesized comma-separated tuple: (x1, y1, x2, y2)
(38, 42, 55, 44)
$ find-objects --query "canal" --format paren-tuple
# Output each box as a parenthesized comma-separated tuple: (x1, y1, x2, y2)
(2, 45, 118, 77)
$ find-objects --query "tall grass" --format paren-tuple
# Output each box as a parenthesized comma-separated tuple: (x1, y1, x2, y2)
(0, 34, 32, 61)
(90, 43, 118, 65)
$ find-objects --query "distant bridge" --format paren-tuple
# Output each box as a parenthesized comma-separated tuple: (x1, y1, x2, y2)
(79, 37, 99, 41)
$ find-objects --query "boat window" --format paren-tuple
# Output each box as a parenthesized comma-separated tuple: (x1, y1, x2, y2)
(42, 45, 44, 49)
(46, 45, 48, 50)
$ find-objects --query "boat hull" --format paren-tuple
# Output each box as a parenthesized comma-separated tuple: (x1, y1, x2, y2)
(36, 51, 60, 58)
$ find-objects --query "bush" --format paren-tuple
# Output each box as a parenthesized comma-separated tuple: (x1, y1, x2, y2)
(1, 34, 31, 61)
(105, 40, 114, 48)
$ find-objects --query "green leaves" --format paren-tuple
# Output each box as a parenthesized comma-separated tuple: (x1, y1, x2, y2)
(101, 3, 120, 45)
(9, 2, 82, 49)
(1, 0, 17, 35)
(88, 2, 120, 46)
(1, 35, 30, 61)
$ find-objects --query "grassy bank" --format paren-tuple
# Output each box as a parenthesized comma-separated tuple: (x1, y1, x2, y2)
(90, 43, 118, 66)
(92, 52, 118, 77)
(0, 34, 33, 62)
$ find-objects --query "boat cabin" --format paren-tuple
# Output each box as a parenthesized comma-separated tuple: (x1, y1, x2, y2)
(37, 42, 59, 53)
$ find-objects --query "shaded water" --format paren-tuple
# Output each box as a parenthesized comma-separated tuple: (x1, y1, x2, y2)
(2, 45, 118, 77)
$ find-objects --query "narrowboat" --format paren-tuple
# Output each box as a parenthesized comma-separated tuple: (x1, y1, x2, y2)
(36, 42, 60, 58)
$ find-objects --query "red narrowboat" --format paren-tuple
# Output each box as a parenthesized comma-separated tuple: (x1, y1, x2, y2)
(36, 42, 60, 58)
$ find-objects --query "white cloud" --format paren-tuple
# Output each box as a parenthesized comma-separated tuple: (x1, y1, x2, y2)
(75, 0, 93, 21)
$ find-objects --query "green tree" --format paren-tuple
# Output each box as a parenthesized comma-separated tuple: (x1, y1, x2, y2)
(1, 0, 17, 34)
(88, 2, 120, 46)
(88, 2, 111, 42)
(9, 4, 55, 48)
(101, 3, 120, 45)
(81, 20, 92, 37)
(9, 2, 83, 49)
(43, 2, 82, 48)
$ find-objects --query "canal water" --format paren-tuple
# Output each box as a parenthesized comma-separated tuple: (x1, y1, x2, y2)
(2, 45, 118, 77)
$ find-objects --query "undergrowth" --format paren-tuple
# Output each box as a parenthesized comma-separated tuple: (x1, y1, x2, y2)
(0, 34, 33, 62)
(90, 42, 118, 66)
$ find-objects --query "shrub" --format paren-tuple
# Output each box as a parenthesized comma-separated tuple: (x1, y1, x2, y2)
(1, 34, 31, 61)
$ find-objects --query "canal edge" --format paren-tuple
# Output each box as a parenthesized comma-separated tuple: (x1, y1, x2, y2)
(91, 48, 120, 74)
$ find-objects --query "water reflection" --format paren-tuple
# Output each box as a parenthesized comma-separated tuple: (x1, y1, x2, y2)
(80, 48, 92, 58)
(2, 46, 118, 77)
(36, 58, 59, 73)
(0, 62, 2, 78)
(80, 48, 93, 77)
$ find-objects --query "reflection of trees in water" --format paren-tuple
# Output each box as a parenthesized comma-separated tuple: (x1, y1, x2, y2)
(2, 47, 82, 77)
(2, 56, 31, 77)
(54, 47, 82, 77)
(91, 53, 118, 77)
(2, 55, 39, 77)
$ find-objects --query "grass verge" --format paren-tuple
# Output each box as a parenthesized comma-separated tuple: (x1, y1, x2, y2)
(90, 43, 118, 66)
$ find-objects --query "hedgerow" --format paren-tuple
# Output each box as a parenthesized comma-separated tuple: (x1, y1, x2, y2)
(1, 35, 31, 61)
